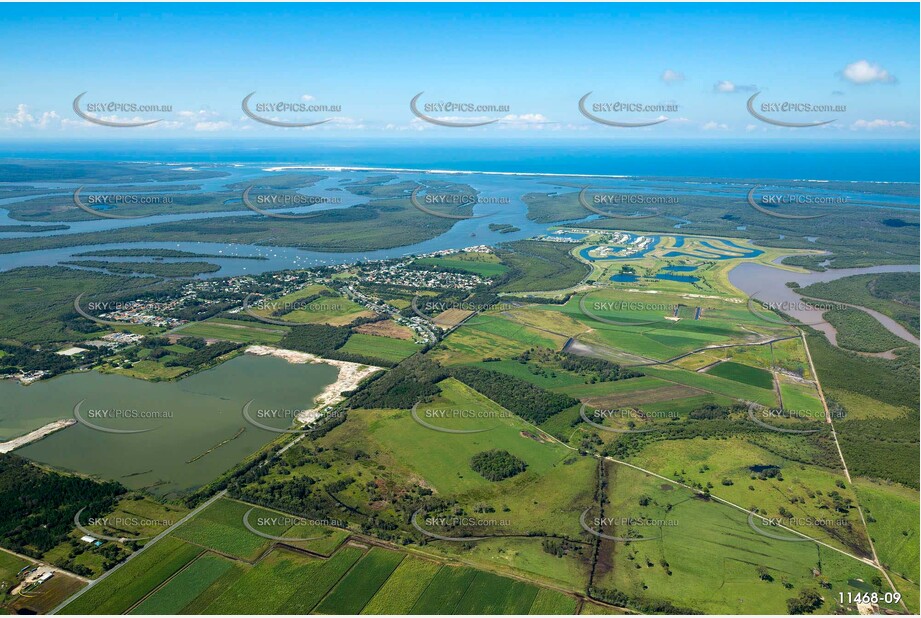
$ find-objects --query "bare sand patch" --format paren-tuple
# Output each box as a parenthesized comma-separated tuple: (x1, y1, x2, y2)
(0, 419, 76, 454)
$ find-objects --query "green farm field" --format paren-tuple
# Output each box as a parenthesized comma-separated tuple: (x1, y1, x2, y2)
(361, 377, 575, 495)
(360, 556, 442, 614)
(705, 360, 774, 389)
(127, 553, 234, 614)
(174, 318, 288, 344)
(594, 463, 900, 615)
(409, 565, 477, 614)
(170, 498, 288, 562)
(529, 588, 581, 614)
(59, 536, 202, 615)
(778, 380, 825, 418)
(433, 536, 592, 590)
(452, 569, 541, 614)
(340, 332, 419, 363)
(854, 478, 920, 608)
(639, 363, 778, 406)
(314, 547, 405, 614)
(625, 437, 870, 556)
(250, 285, 373, 326)
(201, 548, 352, 614)
(433, 314, 568, 365)
(55, 508, 589, 615)
(0, 551, 30, 607)
(103, 358, 190, 380)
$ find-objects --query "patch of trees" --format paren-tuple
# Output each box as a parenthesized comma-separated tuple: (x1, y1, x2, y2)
(602, 419, 762, 459)
(786, 589, 824, 614)
(449, 365, 578, 424)
(347, 312, 389, 328)
(806, 332, 918, 410)
(326, 349, 397, 369)
(688, 403, 740, 420)
(271, 289, 337, 317)
(805, 333, 918, 488)
(501, 294, 572, 306)
(174, 299, 241, 322)
(62, 259, 221, 278)
(176, 336, 207, 350)
(231, 476, 323, 516)
(588, 587, 701, 614)
(557, 352, 643, 382)
(870, 272, 919, 306)
(469, 450, 527, 481)
(140, 336, 170, 348)
(837, 416, 918, 489)
(799, 272, 919, 336)
(348, 355, 446, 410)
(274, 322, 399, 367)
(541, 538, 584, 558)
(0, 453, 124, 558)
(0, 343, 75, 376)
(514, 348, 643, 383)
(164, 340, 240, 367)
(62, 311, 107, 335)
(749, 465, 782, 481)
(824, 308, 909, 353)
(279, 324, 351, 356)
(492, 241, 590, 293)
(745, 431, 841, 471)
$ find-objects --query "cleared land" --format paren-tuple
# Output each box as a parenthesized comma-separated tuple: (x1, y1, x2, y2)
(339, 332, 419, 363)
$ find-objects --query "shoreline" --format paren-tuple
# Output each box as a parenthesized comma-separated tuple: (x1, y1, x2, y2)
(0, 419, 76, 454)
(260, 164, 915, 185)
(728, 261, 920, 347)
(245, 345, 382, 422)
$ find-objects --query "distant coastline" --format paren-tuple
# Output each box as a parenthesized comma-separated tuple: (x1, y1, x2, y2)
(262, 164, 914, 185)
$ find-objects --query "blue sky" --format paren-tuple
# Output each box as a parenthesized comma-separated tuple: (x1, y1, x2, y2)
(1, 3, 917, 139)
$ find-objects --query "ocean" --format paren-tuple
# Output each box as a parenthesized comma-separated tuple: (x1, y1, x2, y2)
(1, 139, 918, 183)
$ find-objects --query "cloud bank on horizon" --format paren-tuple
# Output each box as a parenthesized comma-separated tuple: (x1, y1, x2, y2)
(1, 3, 917, 138)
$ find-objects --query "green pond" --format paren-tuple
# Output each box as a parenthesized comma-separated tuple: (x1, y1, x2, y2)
(5, 354, 339, 498)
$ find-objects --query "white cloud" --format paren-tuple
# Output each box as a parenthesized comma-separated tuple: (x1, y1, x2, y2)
(701, 121, 729, 131)
(851, 118, 912, 130)
(713, 80, 757, 94)
(5, 104, 36, 127)
(177, 109, 219, 120)
(36, 111, 60, 129)
(497, 113, 558, 130)
(301, 94, 316, 102)
(3, 104, 317, 133)
(4, 105, 67, 130)
(318, 116, 364, 130)
(840, 60, 896, 84)
(501, 113, 550, 124)
(661, 69, 685, 83)
(194, 121, 232, 132)
(399, 112, 553, 132)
